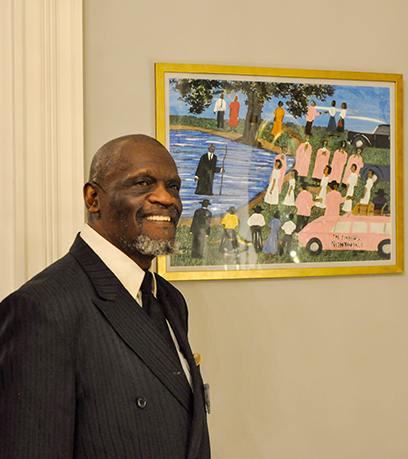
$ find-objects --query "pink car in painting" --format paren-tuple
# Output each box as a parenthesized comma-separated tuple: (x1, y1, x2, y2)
(298, 213, 391, 259)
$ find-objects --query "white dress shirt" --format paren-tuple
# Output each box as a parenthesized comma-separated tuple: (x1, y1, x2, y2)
(247, 213, 266, 227)
(214, 98, 226, 112)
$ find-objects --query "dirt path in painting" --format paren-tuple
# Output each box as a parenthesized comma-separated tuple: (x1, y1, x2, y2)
(170, 125, 243, 142)
(170, 124, 302, 153)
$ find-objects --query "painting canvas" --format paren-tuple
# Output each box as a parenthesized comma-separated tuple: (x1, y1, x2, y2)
(155, 63, 403, 281)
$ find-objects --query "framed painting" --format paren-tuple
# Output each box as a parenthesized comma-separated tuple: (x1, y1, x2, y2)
(155, 63, 403, 281)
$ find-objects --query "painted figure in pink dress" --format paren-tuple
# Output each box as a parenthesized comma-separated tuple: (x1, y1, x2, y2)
(342, 147, 364, 186)
(295, 182, 315, 232)
(312, 139, 331, 183)
(294, 136, 312, 182)
(304, 100, 323, 136)
(323, 181, 349, 216)
(329, 140, 348, 184)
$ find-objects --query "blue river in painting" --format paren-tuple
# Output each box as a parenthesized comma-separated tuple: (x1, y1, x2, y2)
(169, 129, 295, 218)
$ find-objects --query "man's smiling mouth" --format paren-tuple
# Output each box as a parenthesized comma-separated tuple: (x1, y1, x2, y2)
(146, 215, 172, 222)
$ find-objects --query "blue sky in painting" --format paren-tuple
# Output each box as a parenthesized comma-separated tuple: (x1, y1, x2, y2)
(169, 81, 391, 134)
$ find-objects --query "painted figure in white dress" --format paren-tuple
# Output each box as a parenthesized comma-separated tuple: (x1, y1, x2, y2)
(360, 169, 377, 205)
(315, 165, 331, 209)
(265, 159, 283, 207)
(283, 169, 297, 209)
(342, 163, 358, 212)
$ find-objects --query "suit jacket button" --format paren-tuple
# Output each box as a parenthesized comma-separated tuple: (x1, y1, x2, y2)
(136, 397, 147, 409)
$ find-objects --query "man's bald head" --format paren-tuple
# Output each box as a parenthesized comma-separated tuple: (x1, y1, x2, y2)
(88, 134, 170, 189)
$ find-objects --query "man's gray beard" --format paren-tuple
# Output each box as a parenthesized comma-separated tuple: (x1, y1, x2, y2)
(121, 234, 179, 257)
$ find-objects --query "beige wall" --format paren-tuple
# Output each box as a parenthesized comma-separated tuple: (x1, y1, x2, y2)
(84, 1, 408, 457)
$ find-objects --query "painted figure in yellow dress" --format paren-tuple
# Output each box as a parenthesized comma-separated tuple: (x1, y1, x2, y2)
(271, 101, 285, 143)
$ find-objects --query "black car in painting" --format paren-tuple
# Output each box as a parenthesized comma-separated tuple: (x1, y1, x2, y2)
(347, 124, 390, 149)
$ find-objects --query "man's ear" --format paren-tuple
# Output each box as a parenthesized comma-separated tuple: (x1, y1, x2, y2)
(83, 182, 100, 214)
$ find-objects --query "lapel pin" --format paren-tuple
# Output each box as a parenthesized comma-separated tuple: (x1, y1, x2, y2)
(193, 352, 203, 366)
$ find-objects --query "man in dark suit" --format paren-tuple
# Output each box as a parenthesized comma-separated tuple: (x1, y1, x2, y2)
(0, 134, 211, 458)
(190, 199, 212, 259)
(194, 144, 223, 196)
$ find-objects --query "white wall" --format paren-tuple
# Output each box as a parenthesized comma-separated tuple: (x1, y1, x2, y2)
(84, 1, 408, 457)
(0, 0, 83, 299)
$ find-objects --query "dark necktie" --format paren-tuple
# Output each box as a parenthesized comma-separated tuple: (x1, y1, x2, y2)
(141, 271, 178, 355)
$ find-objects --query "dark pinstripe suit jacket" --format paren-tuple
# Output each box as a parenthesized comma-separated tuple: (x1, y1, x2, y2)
(0, 235, 210, 458)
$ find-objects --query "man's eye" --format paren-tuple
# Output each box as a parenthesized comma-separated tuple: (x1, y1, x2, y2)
(134, 180, 149, 187)
(169, 183, 180, 191)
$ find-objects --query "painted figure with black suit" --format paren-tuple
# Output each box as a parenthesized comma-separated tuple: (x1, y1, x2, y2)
(194, 143, 224, 196)
(190, 199, 212, 258)
(0, 135, 211, 459)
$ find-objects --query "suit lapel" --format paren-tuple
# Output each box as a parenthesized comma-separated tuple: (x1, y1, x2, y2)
(157, 277, 209, 459)
(70, 235, 192, 412)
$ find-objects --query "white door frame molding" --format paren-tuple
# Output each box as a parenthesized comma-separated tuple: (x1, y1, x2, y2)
(0, 0, 84, 298)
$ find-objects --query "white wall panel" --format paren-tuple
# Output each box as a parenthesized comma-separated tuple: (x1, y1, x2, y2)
(0, 0, 84, 298)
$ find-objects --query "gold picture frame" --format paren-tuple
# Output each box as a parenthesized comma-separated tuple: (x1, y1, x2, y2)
(155, 63, 403, 281)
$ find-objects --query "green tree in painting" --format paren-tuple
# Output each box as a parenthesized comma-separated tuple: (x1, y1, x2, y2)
(170, 78, 335, 146)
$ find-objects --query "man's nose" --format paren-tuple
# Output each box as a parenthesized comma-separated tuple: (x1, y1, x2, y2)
(149, 183, 175, 206)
